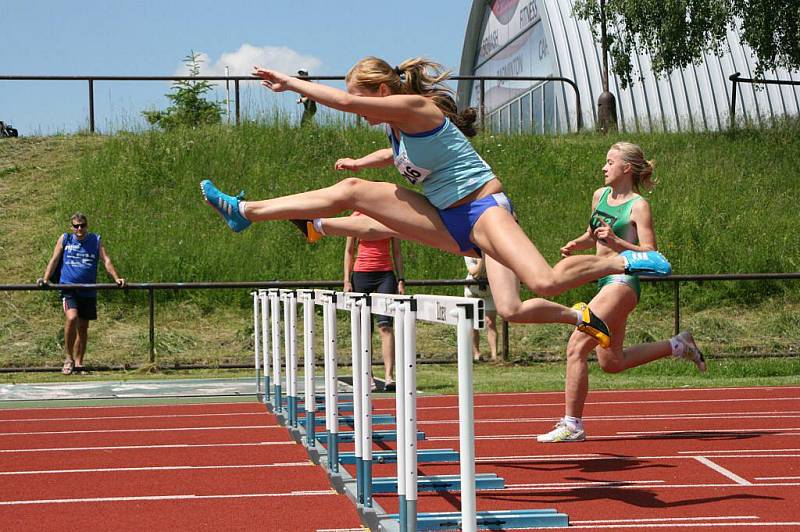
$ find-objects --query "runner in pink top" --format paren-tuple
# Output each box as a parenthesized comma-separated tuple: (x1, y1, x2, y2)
(343, 211, 404, 392)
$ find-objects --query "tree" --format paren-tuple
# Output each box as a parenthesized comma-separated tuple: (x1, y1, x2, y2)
(143, 51, 223, 130)
(573, 0, 800, 88)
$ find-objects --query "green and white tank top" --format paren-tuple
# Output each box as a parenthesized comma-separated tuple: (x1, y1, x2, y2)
(589, 187, 641, 245)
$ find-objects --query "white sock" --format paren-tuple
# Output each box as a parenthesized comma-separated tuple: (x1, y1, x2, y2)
(238, 201, 248, 219)
(312, 218, 325, 235)
(564, 416, 583, 430)
(670, 336, 685, 357)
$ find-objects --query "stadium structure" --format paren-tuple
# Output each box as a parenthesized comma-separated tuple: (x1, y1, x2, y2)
(456, 0, 800, 133)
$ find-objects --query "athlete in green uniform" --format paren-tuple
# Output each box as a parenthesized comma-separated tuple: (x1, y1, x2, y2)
(538, 142, 706, 443)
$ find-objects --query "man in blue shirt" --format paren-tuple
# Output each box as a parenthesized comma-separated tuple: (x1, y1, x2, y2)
(38, 213, 126, 375)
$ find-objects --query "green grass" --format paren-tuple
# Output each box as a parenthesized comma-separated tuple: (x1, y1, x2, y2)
(0, 121, 798, 377)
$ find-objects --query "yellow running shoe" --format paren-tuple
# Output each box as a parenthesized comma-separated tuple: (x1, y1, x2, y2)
(572, 302, 611, 348)
(290, 219, 322, 243)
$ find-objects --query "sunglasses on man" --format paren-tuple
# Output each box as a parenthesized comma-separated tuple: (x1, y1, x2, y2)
(72, 223, 87, 229)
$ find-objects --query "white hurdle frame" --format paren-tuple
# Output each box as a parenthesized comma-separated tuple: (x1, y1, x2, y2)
(259, 290, 270, 404)
(371, 293, 484, 532)
(297, 289, 316, 448)
(251, 291, 261, 397)
(268, 289, 282, 413)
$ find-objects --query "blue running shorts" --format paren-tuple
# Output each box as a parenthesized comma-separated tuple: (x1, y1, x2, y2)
(438, 192, 515, 255)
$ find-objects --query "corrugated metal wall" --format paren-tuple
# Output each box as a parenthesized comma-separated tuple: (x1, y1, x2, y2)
(460, 0, 800, 133)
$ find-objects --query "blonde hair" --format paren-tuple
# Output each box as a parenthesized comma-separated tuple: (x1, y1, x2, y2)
(610, 142, 657, 192)
(345, 56, 478, 137)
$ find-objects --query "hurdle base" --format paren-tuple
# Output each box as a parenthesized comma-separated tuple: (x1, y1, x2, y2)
(299, 414, 396, 427)
(338, 448, 458, 465)
(372, 473, 504, 493)
(315, 430, 425, 444)
(387, 509, 569, 530)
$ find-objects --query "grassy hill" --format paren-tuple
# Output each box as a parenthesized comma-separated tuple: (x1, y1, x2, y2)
(1, 121, 798, 373)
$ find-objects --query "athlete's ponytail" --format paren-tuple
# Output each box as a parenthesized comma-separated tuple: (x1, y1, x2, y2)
(610, 142, 657, 192)
(346, 56, 479, 137)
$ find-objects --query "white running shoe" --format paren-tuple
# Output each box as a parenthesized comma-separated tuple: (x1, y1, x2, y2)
(674, 331, 706, 372)
(537, 419, 586, 443)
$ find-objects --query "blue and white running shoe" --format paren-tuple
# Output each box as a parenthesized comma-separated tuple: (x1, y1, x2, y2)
(621, 250, 672, 276)
(200, 179, 251, 233)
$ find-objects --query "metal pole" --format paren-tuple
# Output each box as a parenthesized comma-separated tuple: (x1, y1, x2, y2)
(350, 298, 364, 504)
(479, 79, 486, 130)
(404, 301, 418, 532)
(673, 280, 681, 336)
(394, 303, 407, 532)
(253, 292, 261, 395)
(235, 79, 241, 126)
(270, 291, 281, 412)
(360, 298, 373, 507)
(456, 305, 477, 532)
(729, 72, 740, 129)
(148, 287, 155, 363)
(88, 79, 95, 133)
(260, 291, 270, 403)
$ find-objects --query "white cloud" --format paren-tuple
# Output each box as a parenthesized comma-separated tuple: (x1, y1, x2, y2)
(175, 44, 322, 78)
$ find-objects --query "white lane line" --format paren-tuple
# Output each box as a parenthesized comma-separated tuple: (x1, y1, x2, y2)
(500, 481, 800, 491)
(428, 431, 800, 442)
(571, 516, 759, 524)
(0, 490, 337, 506)
(3, 412, 266, 423)
(618, 428, 800, 436)
(755, 476, 800, 480)
(0, 462, 313, 475)
(418, 411, 800, 425)
(0, 441, 294, 453)
(0, 402, 264, 413)
(679, 448, 800, 454)
(562, 522, 800, 529)
(396, 396, 800, 412)
(0, 403, 263, 414)
(507, 480, 665, 488)
(0, 425, 280, 436)
(696, 456, 752, 485)
(473, 453, 800, 463)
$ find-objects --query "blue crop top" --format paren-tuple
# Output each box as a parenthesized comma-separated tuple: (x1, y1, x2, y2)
(387, 118, 495, 209)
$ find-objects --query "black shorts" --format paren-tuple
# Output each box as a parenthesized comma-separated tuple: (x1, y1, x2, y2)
(62, 294, 97, 321)
(351, 270, 397, 328)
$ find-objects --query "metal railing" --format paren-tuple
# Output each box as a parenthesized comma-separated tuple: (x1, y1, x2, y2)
(0, 74, 581, 132)
(728, 72, 800, 128)
(2, 272, 798, 371)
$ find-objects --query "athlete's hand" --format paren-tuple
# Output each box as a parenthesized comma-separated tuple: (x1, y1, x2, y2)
(593, 219, 621, 250)
(560, 241, 578, 258)
(343, 281, 353, 292)
(252, 67, 293, 93)
(335, 158, 361, 173)
(36, 277, 48, 287)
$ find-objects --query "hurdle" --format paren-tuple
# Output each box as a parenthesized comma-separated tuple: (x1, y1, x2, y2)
(252, 290, 569, 531)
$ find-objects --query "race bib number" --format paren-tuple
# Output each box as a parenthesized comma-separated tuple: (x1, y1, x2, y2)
(394, 150, 431, 185)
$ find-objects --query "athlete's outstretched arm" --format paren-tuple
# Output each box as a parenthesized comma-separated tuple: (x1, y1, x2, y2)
(252, 67, 428, 124)
(335, 149, 393, 173)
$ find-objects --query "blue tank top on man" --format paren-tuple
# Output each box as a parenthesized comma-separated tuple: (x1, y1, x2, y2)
(387, 118, 495, 209)
(60, 233, 100, 297)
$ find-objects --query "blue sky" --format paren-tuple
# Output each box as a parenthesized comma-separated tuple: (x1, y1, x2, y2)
(2, 0, 473, 135)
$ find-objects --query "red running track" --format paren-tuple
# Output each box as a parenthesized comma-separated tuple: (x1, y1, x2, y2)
(355, 386, 800, 531)
(0, 401, 363, 532)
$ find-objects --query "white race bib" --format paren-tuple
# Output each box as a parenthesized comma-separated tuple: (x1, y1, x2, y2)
(393, 150, 431, 185)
